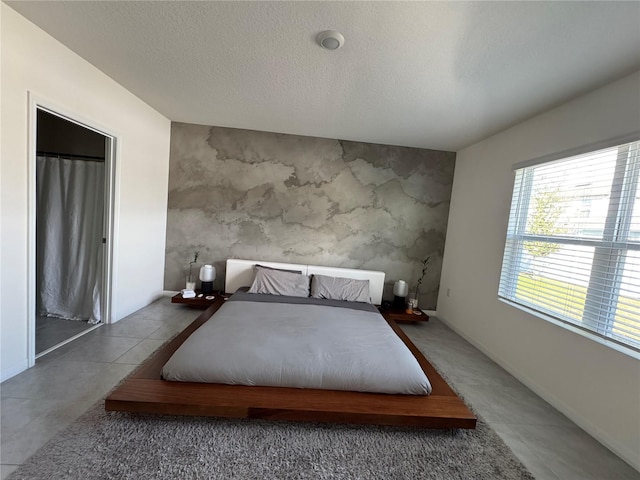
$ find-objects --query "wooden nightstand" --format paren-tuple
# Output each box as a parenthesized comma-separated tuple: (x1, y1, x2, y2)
(171, 291, 226, 309)
(380, 307, 429, 323)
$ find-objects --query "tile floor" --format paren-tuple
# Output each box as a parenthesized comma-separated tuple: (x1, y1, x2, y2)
(1, 297, 638, 479)
(35, 316, 95, 354)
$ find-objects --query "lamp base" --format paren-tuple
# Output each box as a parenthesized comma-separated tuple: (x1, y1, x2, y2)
(200, 281, 214, 294)
(393, 295, 406, 310)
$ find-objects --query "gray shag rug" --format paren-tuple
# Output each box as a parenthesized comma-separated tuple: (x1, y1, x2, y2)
(9, 402, 534, 480)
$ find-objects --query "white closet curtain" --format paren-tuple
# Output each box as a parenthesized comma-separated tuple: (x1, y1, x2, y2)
(36, 155, 104, 324)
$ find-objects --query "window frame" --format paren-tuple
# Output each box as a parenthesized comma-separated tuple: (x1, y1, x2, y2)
(499, 132, 640, 358)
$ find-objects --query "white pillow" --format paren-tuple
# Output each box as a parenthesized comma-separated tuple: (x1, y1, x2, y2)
(248, 266, 310, 297)
(310, 274, 371, 303)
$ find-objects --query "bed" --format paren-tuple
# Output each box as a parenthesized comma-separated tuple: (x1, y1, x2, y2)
(105, 259, 476, 429)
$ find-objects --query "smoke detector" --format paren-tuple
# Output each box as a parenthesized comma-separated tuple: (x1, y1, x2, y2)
(316, 30, 345, 50)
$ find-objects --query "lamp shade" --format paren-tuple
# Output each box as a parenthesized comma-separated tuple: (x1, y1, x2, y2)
(393, 280, 408, 297)
(199, 265, 216, 282)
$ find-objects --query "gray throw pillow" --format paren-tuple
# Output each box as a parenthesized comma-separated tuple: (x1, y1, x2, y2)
(255, 264, 303, 274)
(248, 267, 310, 297)
(310, 274, 371, 303)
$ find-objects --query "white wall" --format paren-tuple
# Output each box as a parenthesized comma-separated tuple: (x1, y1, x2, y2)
(0, 4, 171, 381)
(438, 71, 640, 469)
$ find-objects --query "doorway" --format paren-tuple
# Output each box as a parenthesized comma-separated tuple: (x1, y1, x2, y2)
(32, 106, 114, 358)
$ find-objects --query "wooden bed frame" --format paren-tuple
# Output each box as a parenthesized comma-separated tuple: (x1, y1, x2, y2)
(105, 299, 477, 429)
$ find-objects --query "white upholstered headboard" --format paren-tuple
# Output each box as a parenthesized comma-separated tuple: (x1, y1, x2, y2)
(225, 259, 386, 305)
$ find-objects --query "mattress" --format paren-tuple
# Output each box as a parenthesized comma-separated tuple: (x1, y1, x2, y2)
(162, 293, 432, 395)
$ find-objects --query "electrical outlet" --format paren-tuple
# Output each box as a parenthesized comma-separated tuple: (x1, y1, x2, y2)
(446, 288, 451, 297)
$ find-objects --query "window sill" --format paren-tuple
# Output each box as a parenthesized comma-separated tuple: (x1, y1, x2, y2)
(498, 298, 640, 361)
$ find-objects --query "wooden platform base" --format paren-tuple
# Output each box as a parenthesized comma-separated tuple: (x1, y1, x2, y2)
(106, 300, 477, 429)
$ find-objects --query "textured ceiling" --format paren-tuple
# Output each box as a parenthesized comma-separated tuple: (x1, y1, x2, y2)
(7, 1, 640, 151)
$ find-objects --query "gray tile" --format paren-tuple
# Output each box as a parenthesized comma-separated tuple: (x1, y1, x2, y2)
(35, 341, 79, 364)
(513, 424, 640, 480)
(92, 316, 168, 339)
(402, 322, 524, 388)
(426, 354, 522, 388)
(160, 305, 207, 323)
(77, 363, 138, 400)
(1, 362, 51, 398)
(126, 298, 190, 320)
(1, 465, 19, 480)
(492, 423, 561, 480)
(452, 383, 574, 427)
(113, 339, 166, 364)
(0, 397, 61, 439)
(0, 400, 86, 464)
(92, 302, 197, 340)
(1, 360, 135, 400)
(146, 324, 183, 342)
(1, 364, 135, 465)
(146, 317, 195, 341)
(53, 335, 142, 363)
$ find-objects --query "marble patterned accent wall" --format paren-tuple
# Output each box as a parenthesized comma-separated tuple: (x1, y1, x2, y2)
(165, 123, 455, 308)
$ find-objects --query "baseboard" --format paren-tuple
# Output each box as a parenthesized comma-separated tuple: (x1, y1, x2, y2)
(1, 358, 29, 383)
(436, 312, 640, 473)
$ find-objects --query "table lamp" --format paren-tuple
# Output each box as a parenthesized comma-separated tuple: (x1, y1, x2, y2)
(393, 280, 408, 309)
(199, 264, 216, 294)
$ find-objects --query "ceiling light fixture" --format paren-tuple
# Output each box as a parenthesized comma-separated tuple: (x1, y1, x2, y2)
(316, 30, 344, 50)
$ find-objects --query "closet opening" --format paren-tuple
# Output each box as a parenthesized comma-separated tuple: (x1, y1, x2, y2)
(32, 106, 115, 359)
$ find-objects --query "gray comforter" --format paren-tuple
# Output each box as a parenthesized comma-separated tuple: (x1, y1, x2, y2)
(162, 294, 432, 395)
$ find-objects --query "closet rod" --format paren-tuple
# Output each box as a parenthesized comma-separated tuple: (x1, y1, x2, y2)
(37, 151, 105, 162)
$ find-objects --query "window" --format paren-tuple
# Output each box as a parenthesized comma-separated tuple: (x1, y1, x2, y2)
(499, 139, 640, 353)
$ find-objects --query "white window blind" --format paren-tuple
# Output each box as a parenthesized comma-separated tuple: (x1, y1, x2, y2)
(499, 139, 640, 352)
